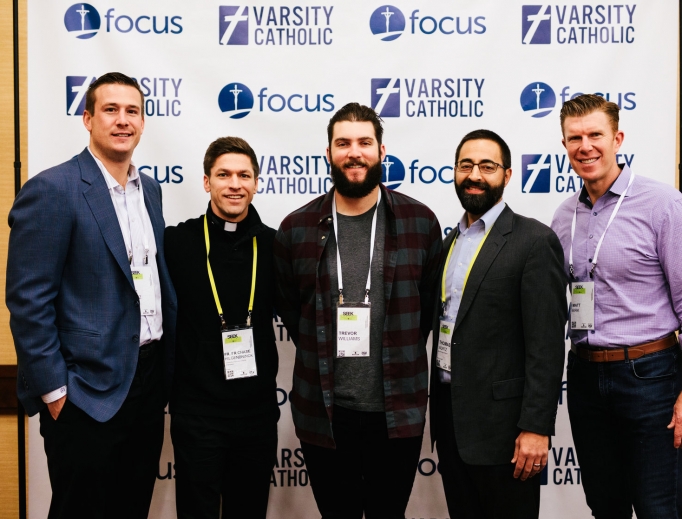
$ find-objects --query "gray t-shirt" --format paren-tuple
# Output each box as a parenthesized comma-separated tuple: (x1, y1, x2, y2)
(328, 199, 386, 412)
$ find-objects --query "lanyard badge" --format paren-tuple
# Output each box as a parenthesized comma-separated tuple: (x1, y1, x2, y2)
(570, 282, 594, 330)
(332, 190, 381, 359)
(436, 320, 455, 372)
(567, 172, 634, 331)
(132, 267, 156, 316)
(204, 216, 258, 380)
(437, 226, 492, 372)
(119, 179, 155, 316)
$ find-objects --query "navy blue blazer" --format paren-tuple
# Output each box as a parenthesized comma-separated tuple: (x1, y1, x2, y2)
(6, 148, 177, 422)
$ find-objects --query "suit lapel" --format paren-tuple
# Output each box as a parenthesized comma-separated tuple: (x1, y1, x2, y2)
(454, 206, 513, 330)
(79, 149, 135, 289)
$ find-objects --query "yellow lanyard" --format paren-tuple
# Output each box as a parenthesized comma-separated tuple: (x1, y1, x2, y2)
(204, 215, 257, 328)
(440, 226, 492, 313)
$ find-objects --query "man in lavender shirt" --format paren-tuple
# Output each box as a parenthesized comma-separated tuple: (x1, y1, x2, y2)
(551, 93, 682, 519)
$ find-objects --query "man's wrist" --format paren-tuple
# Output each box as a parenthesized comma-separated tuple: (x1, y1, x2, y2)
(42, 386, 67, 404)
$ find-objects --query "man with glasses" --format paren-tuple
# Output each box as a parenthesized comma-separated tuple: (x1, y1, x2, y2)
(430, 129, 566, 518)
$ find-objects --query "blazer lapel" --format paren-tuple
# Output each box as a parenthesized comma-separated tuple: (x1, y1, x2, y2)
(454, 206, 513, 330)
(79, 149, 135, 289)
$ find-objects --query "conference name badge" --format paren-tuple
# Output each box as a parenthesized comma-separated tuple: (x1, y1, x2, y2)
(222, 327, 257, 380)
(131, 266, 156, 316)
(570, 282, 595, 330)
(336, 304, 370, 358)
(436, 319, 455, 372)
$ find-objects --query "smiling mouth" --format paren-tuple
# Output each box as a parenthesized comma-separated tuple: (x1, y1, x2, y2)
(579, 158, 599, 164)
(112, 133, 132, 138)
(225, 195, 244, 199)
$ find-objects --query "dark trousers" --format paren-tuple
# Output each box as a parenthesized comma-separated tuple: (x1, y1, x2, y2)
(435, 386, 540, 519)
(567, 347, 682, 519)
(300, 404, 423, 519)
(171, 411, 278, 519)
(39, 342, 165, 519)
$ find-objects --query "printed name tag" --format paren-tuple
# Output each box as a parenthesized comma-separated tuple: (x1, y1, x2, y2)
(131, 266, 156, 316)
(436, 319, 455, 372)
(570, 282, 595, 330)
(336, 304, 371, 358)
(222, 327, 258, 380)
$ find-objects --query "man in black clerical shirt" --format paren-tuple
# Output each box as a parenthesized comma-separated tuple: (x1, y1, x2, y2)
(164, 137, 279, 519)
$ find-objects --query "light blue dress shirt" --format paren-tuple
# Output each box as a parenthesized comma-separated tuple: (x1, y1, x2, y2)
(439, 200, 506, 383)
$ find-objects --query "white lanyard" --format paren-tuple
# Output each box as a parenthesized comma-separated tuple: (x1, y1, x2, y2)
(112, 176, 151, 265)
(569, 171, 634, 279)
(331, 189, 382, 305)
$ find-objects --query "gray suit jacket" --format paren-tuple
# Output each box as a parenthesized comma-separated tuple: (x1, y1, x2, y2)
(6, 148, 177, 421)
(430, 205, 566, 465)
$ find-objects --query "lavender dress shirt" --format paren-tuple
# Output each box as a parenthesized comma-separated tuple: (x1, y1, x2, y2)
(551, 166, 682, 348)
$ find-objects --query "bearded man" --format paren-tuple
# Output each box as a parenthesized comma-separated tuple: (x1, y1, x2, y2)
(274, 103, 443, 518)
(429, 129, 566, 519)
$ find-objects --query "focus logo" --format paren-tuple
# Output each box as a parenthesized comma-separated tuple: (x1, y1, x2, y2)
(371, 78, 401, 117)
(219, 83, 334, 117)
(219, 6, 249, 45)
(373, 78, 485, 119)
(521, 5, 551, 44)
(521, 154, 552, 193)
(521, 4, 635, 45)
(64, 3, 101, 39)
(520, 82, 556, 118)
(381, 155, 405, 190)
(218, 83, 254, 119)
(369, 5, 405, 41)
(66, 76, 96, 115)
(65, 5, 183, 37)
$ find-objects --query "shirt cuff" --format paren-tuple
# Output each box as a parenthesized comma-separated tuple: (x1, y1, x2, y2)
(41, 386, 67, 404)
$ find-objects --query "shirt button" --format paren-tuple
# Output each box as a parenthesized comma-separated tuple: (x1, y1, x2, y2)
(593, 212, 598, 216)
(458, 263, 462, 266)
(589, 234, 593, 239)
(590, 330, 595, 334)
(132, 334, 139, 342)
(321, 236, 326, 240)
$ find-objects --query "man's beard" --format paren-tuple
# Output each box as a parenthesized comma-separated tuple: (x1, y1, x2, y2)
(455, 178, 505, 216)
(330, 159, 383, 199)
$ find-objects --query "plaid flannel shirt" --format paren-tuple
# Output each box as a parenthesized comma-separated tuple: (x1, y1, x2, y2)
(274, 184, 443, 448)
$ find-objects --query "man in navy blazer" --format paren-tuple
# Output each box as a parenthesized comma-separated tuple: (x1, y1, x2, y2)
(6, 72, 176, 519)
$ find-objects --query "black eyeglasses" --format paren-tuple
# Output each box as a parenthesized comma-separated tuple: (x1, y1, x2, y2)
(455, 160, 506, 174)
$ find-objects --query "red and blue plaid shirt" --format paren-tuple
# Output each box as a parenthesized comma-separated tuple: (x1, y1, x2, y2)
(274, 185, 443, 448)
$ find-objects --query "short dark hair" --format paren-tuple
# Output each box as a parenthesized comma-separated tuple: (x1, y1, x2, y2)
(203, 137, 260, 178)
(327, 103, 384, 148)
(85, 72, 145, 117)
(455, 129, 512, 169)
(560, 93, 620, 134)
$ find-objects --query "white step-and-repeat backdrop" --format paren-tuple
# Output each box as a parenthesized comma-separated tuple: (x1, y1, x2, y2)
(27, 1, 678, 517)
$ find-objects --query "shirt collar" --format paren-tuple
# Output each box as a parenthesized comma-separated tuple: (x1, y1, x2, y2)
(87, 146, 139, 191)
(457, 199, 506, 234)
(578, 164, 631, 206)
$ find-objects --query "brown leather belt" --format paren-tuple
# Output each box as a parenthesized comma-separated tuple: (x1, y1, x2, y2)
(571, 334, 679, 362)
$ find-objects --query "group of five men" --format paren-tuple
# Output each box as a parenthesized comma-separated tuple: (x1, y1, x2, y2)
(6, 72, 682, 519)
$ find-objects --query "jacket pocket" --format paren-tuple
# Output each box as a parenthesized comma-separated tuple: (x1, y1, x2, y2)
(492, 377, 525, 400)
